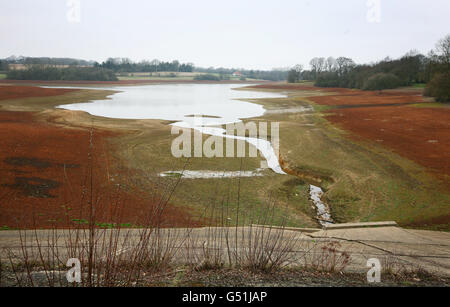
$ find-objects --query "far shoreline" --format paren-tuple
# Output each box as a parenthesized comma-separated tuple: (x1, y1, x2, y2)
(0, 79, 272, 87)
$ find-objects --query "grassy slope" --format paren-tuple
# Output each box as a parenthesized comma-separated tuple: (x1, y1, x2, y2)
(109, 127, 316, 228)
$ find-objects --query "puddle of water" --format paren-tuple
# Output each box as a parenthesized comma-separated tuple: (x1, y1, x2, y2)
(264, 106, 313, 115)
(309, 185, 334, 227)
(160, 169, 265, 179)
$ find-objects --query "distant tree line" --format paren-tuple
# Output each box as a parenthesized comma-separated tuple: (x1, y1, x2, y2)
(2, 56, 289, 81)
(246, 70, 287, 81)
(288, 34, 450, 102)
(0, 60, 9, 71)
(193, 74, 221, 81)
(3, 56, 94, 66)
(95, 58, 194, 73)
(424, 35, 450, 102)
(6, 66, 118, 81)
(195, 67, 288, 81)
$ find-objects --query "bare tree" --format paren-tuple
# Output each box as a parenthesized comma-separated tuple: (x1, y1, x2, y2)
(335, 57, 355, 76)
(310, 57, 326, 78)
(435, 34, 450, 68)
(287, 64, 303, 83)
(317, 58, 325, 73)
(293, 64, 304, 73)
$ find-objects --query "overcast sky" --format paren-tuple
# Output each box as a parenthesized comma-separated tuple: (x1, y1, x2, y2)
(1, 0, 449, 70)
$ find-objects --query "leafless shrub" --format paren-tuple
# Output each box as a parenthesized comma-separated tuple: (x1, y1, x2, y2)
(234, 200, 300, 273)
(381, 254, 402, 276)
(307, 241, 351, 273)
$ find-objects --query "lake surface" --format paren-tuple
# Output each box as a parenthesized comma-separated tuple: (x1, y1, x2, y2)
(60, 84, 285, 127)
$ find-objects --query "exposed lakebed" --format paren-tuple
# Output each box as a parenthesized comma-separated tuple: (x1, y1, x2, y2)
(54, 83, 333, 226)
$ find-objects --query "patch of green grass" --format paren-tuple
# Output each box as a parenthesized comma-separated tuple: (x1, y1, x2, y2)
(70, 219, 138, 228)
(411, 102, 450, 108)
(71, 219, 89, 225)
(0, 73, 6, 80)
(413, 83, 426, 88)
(110, 119, 317, 228)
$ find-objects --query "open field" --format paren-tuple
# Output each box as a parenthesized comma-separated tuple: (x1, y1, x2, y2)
(0, 82, 449, 231)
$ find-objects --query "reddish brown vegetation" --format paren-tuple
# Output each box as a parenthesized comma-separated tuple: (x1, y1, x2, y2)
(324, 105, 450, 181)
(251, 83, 425, 105)
(250, 83, 356, 94)
(255, 83, 450, 184)
(0, 85, 76, 100)
(305, 85, 449, 182)
(309, 90, 425, 106)
(250, 83, 336, 92)
(0, 111, 201, 229)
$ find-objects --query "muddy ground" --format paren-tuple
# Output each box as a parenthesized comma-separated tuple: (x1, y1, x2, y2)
(0, 85, 77, 100)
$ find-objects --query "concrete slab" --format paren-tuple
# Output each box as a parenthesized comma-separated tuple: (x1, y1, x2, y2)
(0, 226, 449, 277)
(323, 221, 398, 230)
